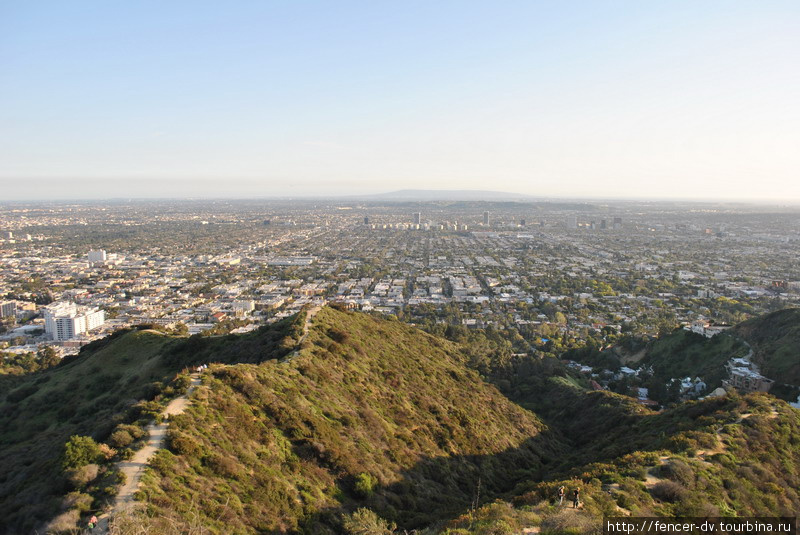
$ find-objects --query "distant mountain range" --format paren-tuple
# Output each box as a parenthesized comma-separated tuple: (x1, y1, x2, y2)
(351, 189, 537, 201)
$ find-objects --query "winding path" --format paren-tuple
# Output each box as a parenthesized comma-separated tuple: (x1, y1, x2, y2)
(96, 374, 201, 533)
(96, 306, 322, 532)
(282, 305, 323, 362)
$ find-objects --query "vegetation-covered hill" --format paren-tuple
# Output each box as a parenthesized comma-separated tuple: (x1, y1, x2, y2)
(0, 316, 302, 535)
(734, 308, 800, 386)
(434, 392, 800, 535)
(134, 307, 561, 533)
(4, 306, 800, 535)
(640, 329, 749, 388)
(507, 391, 800, 522)
(122, 308, 800, 535)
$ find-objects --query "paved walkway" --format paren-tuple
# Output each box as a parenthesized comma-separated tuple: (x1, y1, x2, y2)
(95, 374, 201, 533)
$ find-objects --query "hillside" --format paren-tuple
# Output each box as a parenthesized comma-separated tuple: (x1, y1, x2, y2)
(120, 308, 800, 535)
(3, 307, 800, 534)
(561, 308, 800, 401)
(132, 307, 561, 533)
(733, 308, 800, 387)
(641, 329, 749, 388)
(511, 392, 800, 519)
(0, 316, 302, 535)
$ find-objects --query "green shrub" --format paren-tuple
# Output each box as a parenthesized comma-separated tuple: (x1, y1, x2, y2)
(62, 435, 102, 470)
(109, 429, 134, 448)
(651, 480, 688, 503)
(342, 508, 395, 535)
(354, 472, 379, 498)
(63, 491, 93, 513)
(168, 431, 201, 456)
(173, 374, 193, 394)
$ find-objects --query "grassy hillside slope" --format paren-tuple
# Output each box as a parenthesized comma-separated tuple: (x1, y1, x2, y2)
(135, 307, 563, 534)
(0, 330, 177, 534)
(5, 307, 800, 535)
(125, 309, 800, 535)
(507, 393, 800, 524)
(0, 316, 301, 535)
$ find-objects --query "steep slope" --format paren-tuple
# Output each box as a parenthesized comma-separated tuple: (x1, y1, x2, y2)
(0, 329, 177, 535)
(133, 307, 562, 534)
(507, 392, 800, 523)
(641, 329, 749, 388)
(7, 307, 800, 535)
(733, 308, 800, 386)
(0, 316, 301, 535)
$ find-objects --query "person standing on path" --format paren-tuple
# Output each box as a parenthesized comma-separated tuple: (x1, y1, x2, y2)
(572, 488, 580, 508)
(557, 486, 565, 506)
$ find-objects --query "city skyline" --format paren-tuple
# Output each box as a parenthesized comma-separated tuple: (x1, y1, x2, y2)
(2, 1, 799, 201)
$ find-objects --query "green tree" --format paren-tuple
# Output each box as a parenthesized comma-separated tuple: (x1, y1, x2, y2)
(37, 346, 60, 368)
(62, 435, 102, 470)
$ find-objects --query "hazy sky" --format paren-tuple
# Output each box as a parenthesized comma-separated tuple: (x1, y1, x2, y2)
(1, 1, 798, 201)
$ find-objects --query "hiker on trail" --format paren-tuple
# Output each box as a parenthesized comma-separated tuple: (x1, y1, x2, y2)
(557, 485, 565, 505)
(572, 487, 580, 508)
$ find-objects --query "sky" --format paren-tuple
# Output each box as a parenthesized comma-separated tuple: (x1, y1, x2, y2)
(1, 1, 798, 201)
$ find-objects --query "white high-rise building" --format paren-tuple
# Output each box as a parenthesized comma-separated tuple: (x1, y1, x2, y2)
(43, 302, 106, 341)
(88, 249, 107, 265)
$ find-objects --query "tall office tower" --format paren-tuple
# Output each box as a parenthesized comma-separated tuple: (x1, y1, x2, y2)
(88, 249, 107, 265)
(613, 217, 622, 230)
(363, 216, 369, 225)
(600, 219, 607, 229)
(483, 211, 490, 225)
(520, 218, 526, 226)
(413, 212, 421, 225)
(566, 216, 578, 229)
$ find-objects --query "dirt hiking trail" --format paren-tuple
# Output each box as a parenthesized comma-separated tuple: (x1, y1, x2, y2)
(95, 374, 201, 534)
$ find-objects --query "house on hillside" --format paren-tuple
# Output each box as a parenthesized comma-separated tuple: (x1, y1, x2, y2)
(724, 367, 774, 393)
(723, 357, 774, 393)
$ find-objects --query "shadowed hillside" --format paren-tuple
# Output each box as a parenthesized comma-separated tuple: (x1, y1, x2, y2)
(0, 315, 303, 535)
(733, 308, 800, 387)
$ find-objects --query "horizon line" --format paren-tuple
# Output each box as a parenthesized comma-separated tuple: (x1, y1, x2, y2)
(2, 191, 800, 207)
